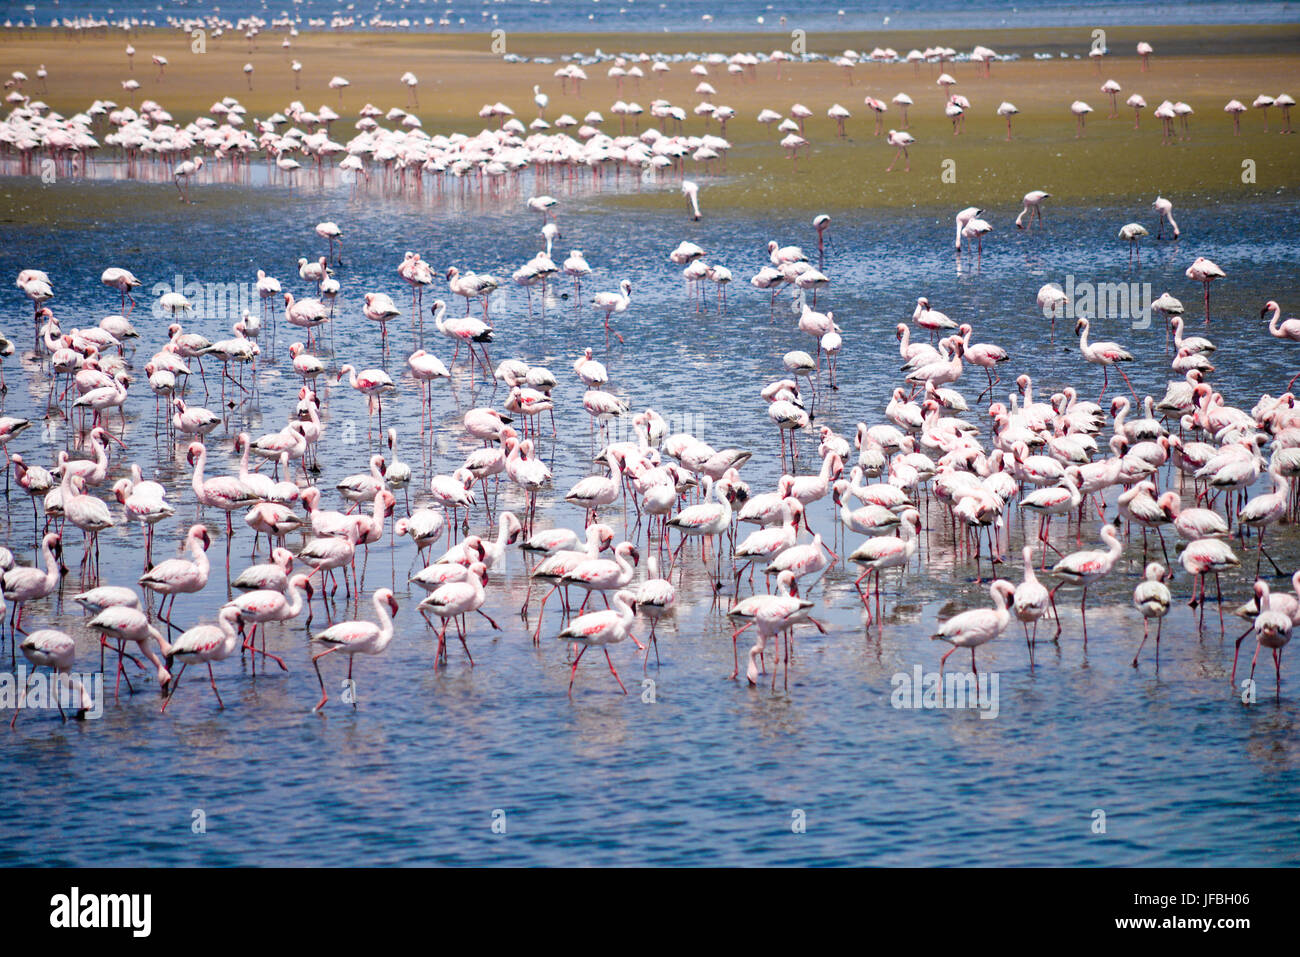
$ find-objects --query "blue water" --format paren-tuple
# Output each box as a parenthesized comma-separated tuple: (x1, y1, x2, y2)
(10, 0, 1300, 34)
(1, 164, 1299, 865)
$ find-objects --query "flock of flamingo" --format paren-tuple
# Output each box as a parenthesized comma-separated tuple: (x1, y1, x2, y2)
(1, 25, 1293, 200)
(0, 26, 1297, 727)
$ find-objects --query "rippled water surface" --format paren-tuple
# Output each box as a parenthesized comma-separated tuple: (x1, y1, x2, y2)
(1, 171, 1299, 866)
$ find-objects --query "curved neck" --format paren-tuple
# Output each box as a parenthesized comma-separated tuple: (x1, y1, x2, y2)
(373, 594, 395, 647)
(284, 579, 305, 617)
(41, 538, 60, 585)
(189, 534, 209, 575)
(190, 447, 206, 493)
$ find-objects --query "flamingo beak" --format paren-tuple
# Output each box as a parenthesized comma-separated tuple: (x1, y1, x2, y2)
(388, 595, 400, 616)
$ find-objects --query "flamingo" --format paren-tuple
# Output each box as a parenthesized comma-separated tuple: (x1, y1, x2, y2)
(1070, 100, 1093, 137)
(932, 579, 1016, 676)
(558, 589, 640, 695)
(11, 629, 93, 726)
(996, 101, 1018, 139)
(1181, 538, 1240, 634)
(666, 475, 733, 582)
(636, 555, 677, 669)
(849, 508, 922, 622)
(1119, 223, 1149, 265)
(726, 570, 824, 687)
(1185, 257, 1225, 324)
(885, 129, 914, 172)
(1013, 545, 1053, 664)
(315, 221, 343, 264)
(2, 532, 62, 642)
(310, 589, 399, 711)
(682, 180, 701, 220)
(1014, 190, 1049, 230)
(418, 561, 498, 665)
(1074, 317, 1137, 402)
(338, 363, 396, 433)
(954, 206, 982, 250)
(1132, 563, 1173, 669)
(432, 299, 494, 376)
(187, 441, 258, 537)
(100, 267, 142, 314)
(161, 605, 244, 711)
(1150, 196, 1180, 239)
(138, 524, 212, 627)
(1261, 301, 1300, 390)
(1233, 580, 1292, 698)
(60, 471, 116, 578)
(1237, 466, 1289, 575)
(591, 279, 632, 343)
(223, 573, 311, 672)
(86, 604, 171, 697)
(1050, 523, 1124, 645)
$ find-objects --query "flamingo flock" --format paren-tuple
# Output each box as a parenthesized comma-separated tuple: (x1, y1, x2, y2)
(0, 28, 1297, 731)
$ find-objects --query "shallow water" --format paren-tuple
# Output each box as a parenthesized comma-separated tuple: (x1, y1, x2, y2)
(1, 171, 1299, 866)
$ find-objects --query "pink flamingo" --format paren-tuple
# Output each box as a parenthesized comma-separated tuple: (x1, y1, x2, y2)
(2, 532, 62, 642)
(138, 524, 212, 628)
(187, 441, 259, 538)
(161, 605, 244, 712)
(418, 561, 499, 665)
(727, 572, 825, 689)
(224, 574, 310, 671)
(1050, 523, 1124, 645)
(1074, 318, 1137, 402)
(848, 508, 922, 623)
(1131, 562, 1172, 668)
(1014, 190, 1049, 229)
(1185, 257, 1225, 324)
(558, 589, 641, 695)
(1233, 580, 1292, 697)
(1180, 538, 1240, 634)
(885, 129, 914, 172)
(11, 629, 93, 726)
(932, 579, 1015, 675)
(310, 589, 399, 711)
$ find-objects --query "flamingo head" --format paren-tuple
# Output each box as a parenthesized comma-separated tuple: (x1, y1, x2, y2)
(186, 442, 204, 467)
(1074, 318, 1088, 336)
(382, 590, 399, 617)
(1261, 300, 1280, 317)
(192, 525, 212, 551)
